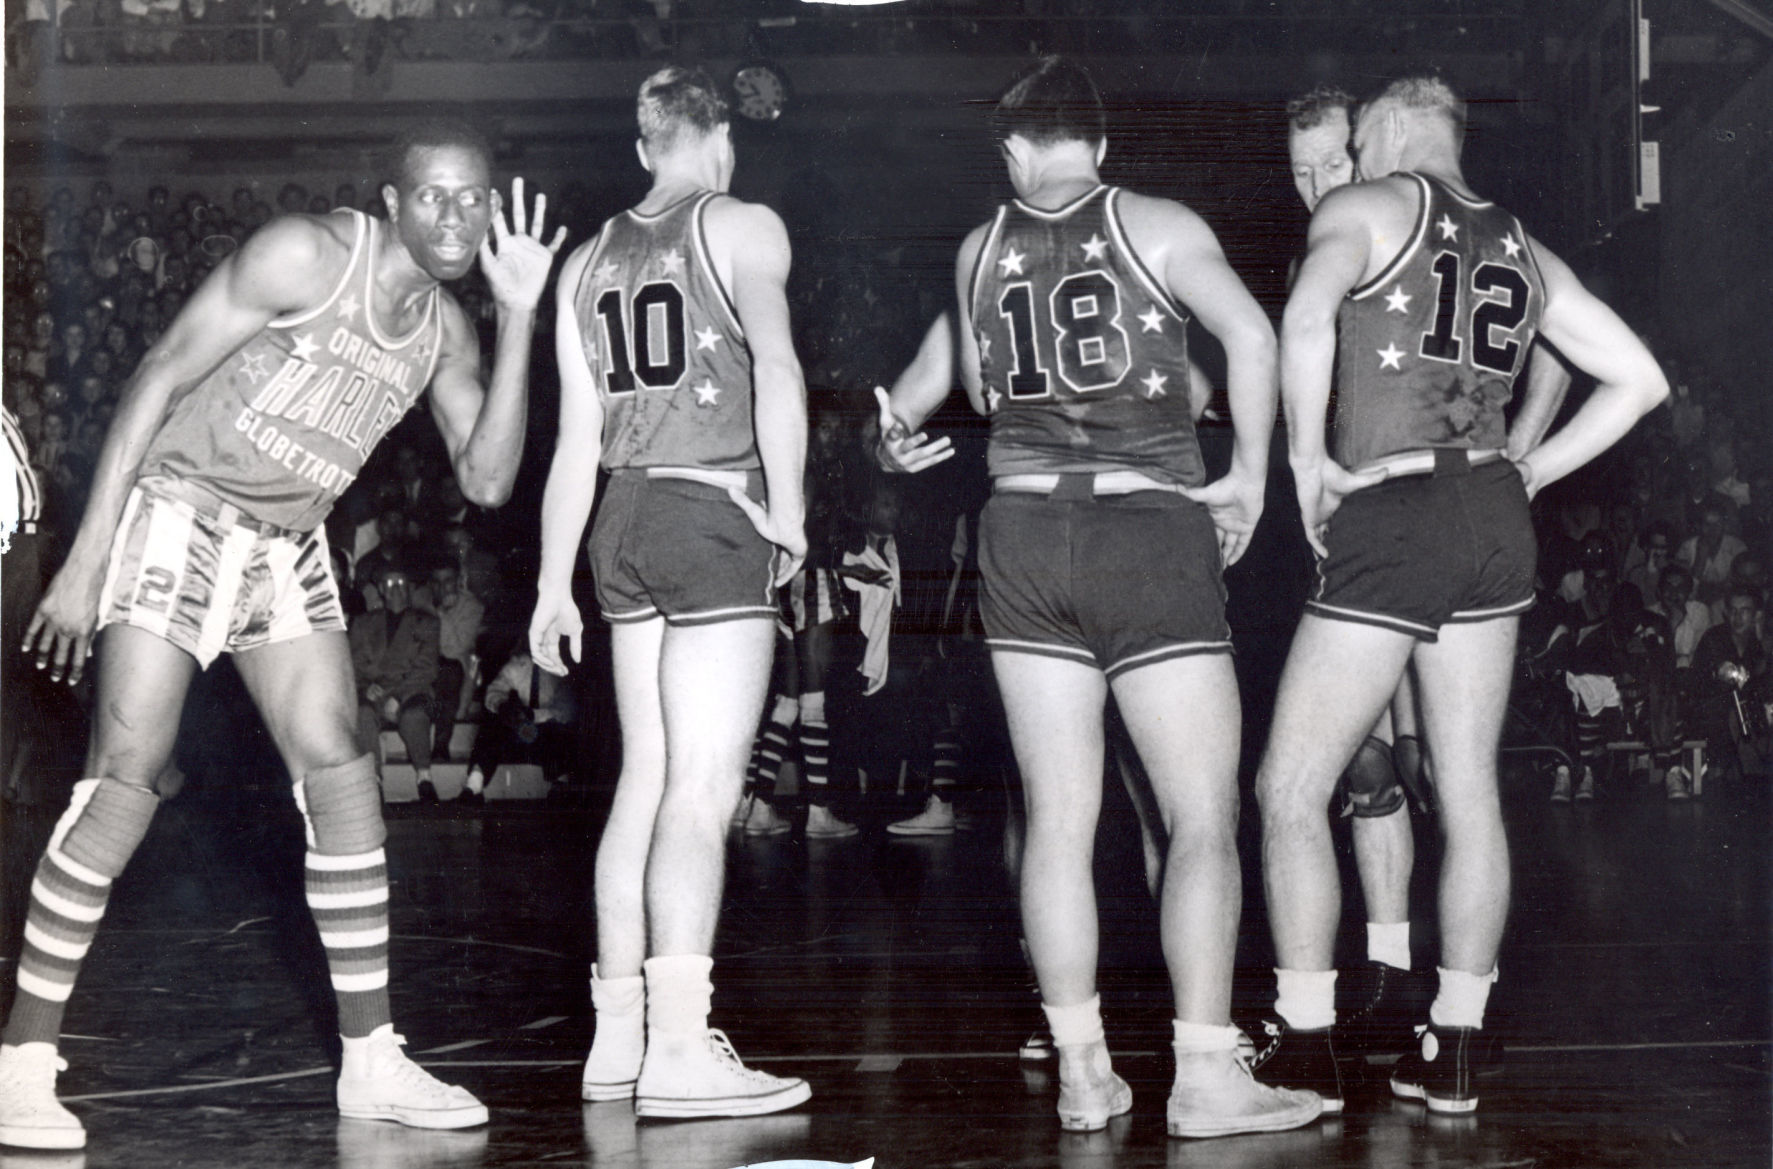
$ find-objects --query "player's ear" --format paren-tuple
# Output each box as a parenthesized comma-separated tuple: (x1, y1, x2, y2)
(635, 139, 653, 174)
(380, 183, 400, 223)
(1093, 138, 1107, 168)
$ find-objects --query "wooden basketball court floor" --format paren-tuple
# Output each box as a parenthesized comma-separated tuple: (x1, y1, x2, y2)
(0, 764, 1765, 1169)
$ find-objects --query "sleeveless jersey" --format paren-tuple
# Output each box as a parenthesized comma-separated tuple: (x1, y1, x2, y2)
(575, 191, 758, 471)
(138, 210, 444, 532)
(969, 185, 1203, 486)
(1332, 173, 1546, 469)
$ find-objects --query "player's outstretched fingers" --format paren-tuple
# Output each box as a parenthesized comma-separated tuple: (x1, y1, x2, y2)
(509, 177, 528, 237)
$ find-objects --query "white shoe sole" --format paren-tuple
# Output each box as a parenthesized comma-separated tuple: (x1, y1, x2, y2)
(634, 1078, 811, 1119)
(805, 826, 858, 839)
(886, 822, 954, 836)
(337, 1101, 489, 1129)
(0, 1122, 87, 1150)
(1057, 1077, 1132, 1132)
(581, 1078, 637, 1103)
(1166, 1093, 1323, 1139)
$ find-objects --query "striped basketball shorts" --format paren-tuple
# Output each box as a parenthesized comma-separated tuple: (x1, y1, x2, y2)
(98, 480, 347, 668)
(783, 566, 848, 633)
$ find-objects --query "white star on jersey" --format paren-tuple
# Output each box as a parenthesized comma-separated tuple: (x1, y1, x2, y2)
(1384, 286, 1412, 314)
(986, 387, 1003, 413)
(660, 249, 686, 275)
(695, 326, 722, 352)
(337, 294, 360, 323)
(692, 380, 721, 405)
(1377, 343, 1405, 370)
(1141, 369, 1168, 398)
(1500, 232, 1522, 259)
(238, 352, 270, 383)
(593, 260, 620, 284)
(997, 248, 1026, 278)
(1436, 214, 1459, 242)
(1081, 234, 1108, 262)
(290, 333, 319, 361)
(1137, 305, 1165, 334)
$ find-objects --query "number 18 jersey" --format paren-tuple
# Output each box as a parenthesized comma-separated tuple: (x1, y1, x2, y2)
(969, 185, 1203, 487)
(574, 191, 759, 472)
(1332, 173, 1545, 469)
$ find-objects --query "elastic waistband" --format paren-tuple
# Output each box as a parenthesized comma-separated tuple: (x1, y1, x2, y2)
(994, 469, 1189, 499)
(135, 476, 304, 538)
(642, 466, 753, 491)
(1357, 448, 1506, 481)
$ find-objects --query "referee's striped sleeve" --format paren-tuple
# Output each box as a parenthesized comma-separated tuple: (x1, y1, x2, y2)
(3, 407, 42, 525)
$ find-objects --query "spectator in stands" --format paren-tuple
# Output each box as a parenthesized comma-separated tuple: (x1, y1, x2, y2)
(1709, 435, 1751, 511)
(1679, 497, 1747, 604)
(442, 521, 498, 606)
(1688, 584, 1771, 785)
(1653, 564, 1712, 671)
(350, 563, 444, 801)
(463, 646, 578, 804)
(1626, 521, 1675, 601)
(1709, 553, 1766, 627)
(355, 501, 412, 605)
(429, 560, 483, 762)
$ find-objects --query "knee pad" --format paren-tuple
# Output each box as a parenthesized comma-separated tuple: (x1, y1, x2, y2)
(769, 694, 800, 727)
(48, 778, 159, 881)
(1391, 734, 1433, 811)
(799, 690, 826, 726)
(296, 754, 386, 856)
(1342, 736, 1406, 819)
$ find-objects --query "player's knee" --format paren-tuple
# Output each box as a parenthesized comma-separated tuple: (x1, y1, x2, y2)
(768, 694, 799, 726)
(799, 690, 826, 725)
(1343, 736, 1406, 819)
(296, 753, 386, 856)
(49, 777, 160, 880)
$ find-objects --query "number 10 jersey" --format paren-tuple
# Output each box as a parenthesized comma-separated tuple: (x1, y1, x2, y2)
(574, 191, 760, 472)
(969, 185, 1203, 487)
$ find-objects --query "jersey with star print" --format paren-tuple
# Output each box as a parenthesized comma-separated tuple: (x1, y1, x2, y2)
(968, 185, 1202, 486)
(573, 191, 758, 472)
(1331, 173, 1545, 469)
(137, 209, 443, 532)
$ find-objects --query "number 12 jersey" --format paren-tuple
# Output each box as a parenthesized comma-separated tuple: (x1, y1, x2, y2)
(969, 185, 1203, 487)
(574, 191, 759, 472)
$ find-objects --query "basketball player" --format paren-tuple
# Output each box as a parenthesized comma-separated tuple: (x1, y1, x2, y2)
(1269, 89, 1571, 1093)
(1254, 76, 1666, 1115)
(879, 57, 1320, 1139)
(528, 66, 811, 1120)
(0, 121, 565, 1150)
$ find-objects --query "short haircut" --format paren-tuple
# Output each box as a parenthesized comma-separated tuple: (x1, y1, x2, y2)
(1726, 583, 1762, 610)
(1365, 74, 1465, 140)
(1287, 86, 1355, 133)
(991, 56, 1106, 149)
(384, 118, 494, 191)
(637, 66, 729, 153)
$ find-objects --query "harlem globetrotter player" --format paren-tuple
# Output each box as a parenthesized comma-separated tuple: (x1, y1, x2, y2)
(879, 56, 1320, 1138)
(1254, 76, 1666, 1115)
(529, 67, 811, 1119)
(0, 121, 565, 1150)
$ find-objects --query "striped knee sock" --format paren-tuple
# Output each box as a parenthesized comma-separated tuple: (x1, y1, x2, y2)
(800, 691, 830, 807)
(305, 849, 392, 1038)
(931, 724, 963, 796)
(4, 779, 159, 1048)
(749, 716, 795, 802)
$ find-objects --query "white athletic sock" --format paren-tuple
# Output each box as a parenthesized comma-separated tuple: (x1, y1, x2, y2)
(464, 767, 485, 795)
(642, 954, 715, 1038)
(1367, 921, 1412, 971)
(1172, 1020, 1241, 1054)
(1041, 995, 1105, 1049)
(1273, 968, 1337, 1031)
(1429, 966, 1497, 1030)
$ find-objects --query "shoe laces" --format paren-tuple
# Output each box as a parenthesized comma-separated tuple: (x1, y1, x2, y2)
(703, 1030, 777, 1085)
(373, 1033, 455, 1099)
(1250, 1021, 1285, 1067)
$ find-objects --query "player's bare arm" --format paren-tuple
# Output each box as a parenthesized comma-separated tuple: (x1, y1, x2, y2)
(529, 242, 604, 677)
(1279, 183, 1395, 556)
(874, 310, 958, 474)
(705, 196, 808, 584)
(1511, 237, 1667, 497)
(23, 215, 344, 685)
(1505, 340, 1573, 462)
(1121, 192, 1276, 566)
(427, 179, 566, 508)
(951, 223, 991, 411)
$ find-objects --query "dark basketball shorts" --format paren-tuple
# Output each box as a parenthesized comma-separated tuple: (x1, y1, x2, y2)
(978, 487, 1231, 681)
(98, 479, 347, 669)
(590, 469, 778, 627)
(1308, 455, 1536, 640)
